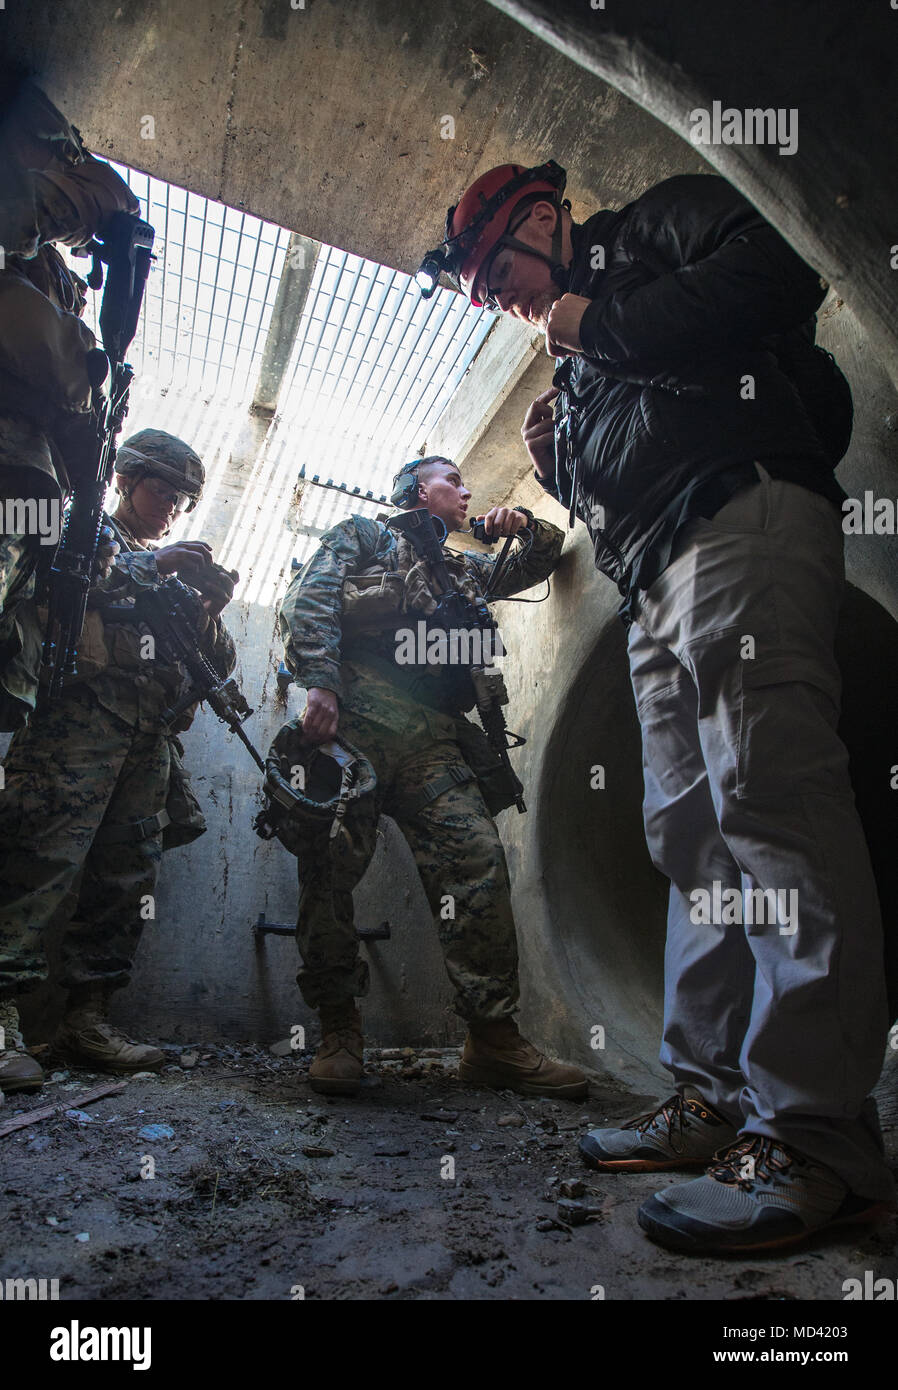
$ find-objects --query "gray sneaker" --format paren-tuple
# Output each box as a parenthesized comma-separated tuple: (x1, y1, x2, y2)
(579, 1087, 738, 1171)
(638, 1134, 894, 1253)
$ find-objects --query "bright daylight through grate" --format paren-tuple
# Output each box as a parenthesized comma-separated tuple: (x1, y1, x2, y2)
(73, 164, 494, 508)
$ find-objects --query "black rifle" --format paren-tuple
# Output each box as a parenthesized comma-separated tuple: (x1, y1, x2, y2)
(42, 210, 155, 697)
(110, 577, 267, 772)
(388, 507, 527, 814)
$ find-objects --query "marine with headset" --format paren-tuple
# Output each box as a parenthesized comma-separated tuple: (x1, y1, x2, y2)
(274, 454, 587, 1099)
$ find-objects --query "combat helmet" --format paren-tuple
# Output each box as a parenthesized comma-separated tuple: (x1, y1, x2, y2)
(255, 717, 378, 858)
(115, 429, 205, 512)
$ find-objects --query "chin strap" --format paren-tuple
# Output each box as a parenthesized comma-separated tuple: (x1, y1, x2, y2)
(494, 204, 570, 295)
(548, 202, 570, 291)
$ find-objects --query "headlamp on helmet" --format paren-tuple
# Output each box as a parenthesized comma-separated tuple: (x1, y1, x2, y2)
(415, 160, 568, 307)
(415, 251, 450, 300)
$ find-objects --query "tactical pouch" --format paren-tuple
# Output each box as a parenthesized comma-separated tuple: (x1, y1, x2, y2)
(452, 715, 524, 818)
(341, 569, 405, 637)
(162, 734, 207, 850)
(36, 602, 109, 685)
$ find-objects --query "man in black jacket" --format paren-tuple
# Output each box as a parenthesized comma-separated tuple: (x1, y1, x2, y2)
(419, 162, 894, 1252)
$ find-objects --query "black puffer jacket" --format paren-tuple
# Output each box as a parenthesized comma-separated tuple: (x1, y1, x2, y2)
(541, 175, 837, 594)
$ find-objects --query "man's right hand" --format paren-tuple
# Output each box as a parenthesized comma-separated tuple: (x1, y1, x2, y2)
(93, 525, 120, 581)
(154, 541, 215, 585)
(521, 387, 560, 478)
(302, 688, 339, 744)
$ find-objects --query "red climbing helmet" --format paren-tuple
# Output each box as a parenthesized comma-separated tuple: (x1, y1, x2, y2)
(415, 160, 568, 307)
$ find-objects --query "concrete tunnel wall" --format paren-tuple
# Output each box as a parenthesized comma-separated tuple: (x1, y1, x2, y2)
(82, 291, 898, 1094)
(5, 1, 898, 1092)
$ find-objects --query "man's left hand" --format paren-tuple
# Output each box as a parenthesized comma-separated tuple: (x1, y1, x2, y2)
(545, 293, 591, 357)
(476, 506, 529, 540)
(199, 566, 239, 619)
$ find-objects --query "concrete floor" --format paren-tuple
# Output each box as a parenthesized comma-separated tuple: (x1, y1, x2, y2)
(2, 1041, 896, 1303)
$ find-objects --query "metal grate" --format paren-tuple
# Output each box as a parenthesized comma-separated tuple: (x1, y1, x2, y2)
(66, 162, 496, 607)
(266, 242, 491, 503)
(74, 166, 291, 400)
(73, 162, 493, 495)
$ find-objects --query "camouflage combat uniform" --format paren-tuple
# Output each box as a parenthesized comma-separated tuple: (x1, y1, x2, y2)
(0, 223, 92, 729)
(0, 90, 139, 728)
(278, 510, 564, 1021)
(0, 519, 235, 999)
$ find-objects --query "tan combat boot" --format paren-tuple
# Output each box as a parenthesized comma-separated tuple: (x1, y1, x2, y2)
(308, 1002, 364, 1096)
(0, 999, 44, 1094)
(56, 984, 164, 1074)
(459, 1018, 588, 1100)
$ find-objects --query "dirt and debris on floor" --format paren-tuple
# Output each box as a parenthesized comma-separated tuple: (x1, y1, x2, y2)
(1, 1041, 896, 1301)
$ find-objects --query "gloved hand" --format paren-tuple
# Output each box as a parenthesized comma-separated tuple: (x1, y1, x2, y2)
(93, 524, 120, 580)
(34, 157, 140, 248)
(155, 544, 238, 617)
(198, 564, 239, 618)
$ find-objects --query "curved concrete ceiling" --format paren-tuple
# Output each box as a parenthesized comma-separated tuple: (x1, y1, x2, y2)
(4, 1, 710, 268)
(487, 0, 898, 387)
(5, 1, 892, 386)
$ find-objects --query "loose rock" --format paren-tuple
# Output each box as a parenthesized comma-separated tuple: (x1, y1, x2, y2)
(138, 1123, 174, 1141)
(557, 1197, 603, 1226)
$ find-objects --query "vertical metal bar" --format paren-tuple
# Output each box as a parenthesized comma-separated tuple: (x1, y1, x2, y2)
(195, 203, 228, 390)
(210, 211, 249, 394)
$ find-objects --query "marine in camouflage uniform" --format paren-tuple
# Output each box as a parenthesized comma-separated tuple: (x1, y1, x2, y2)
(276, 454, 588, 1099)
(0, 431, 237, 1093)
(0, 75, 140, 728)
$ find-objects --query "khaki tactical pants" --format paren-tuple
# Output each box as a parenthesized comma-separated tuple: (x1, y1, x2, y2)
(296, 702, 520, 1023)
(628, 463, 893, 1201)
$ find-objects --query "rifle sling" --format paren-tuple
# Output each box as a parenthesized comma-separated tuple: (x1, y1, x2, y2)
(94, 809, 170, 844)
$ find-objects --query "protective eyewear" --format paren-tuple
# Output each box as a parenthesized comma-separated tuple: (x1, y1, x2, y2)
(143, 474, 195, 513)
